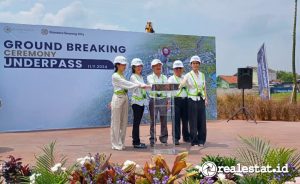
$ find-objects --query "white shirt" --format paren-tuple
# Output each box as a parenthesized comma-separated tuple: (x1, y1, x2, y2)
(182, 70, 206, 101)
(147, 73, 168, 98)
(112, 72, 140, 95)
(168, 75, 188, 98)
(130, 74, 148, 106)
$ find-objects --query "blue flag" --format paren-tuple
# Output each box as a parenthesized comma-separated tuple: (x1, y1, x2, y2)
(257, 43, 270, 100)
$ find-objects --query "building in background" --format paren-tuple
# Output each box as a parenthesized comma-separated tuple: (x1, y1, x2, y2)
(217, 75, 237, 89)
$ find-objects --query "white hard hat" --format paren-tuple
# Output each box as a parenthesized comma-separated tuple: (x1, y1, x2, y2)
(173, 60, 184, 69)
(151, 59, 163, 66)
(131, 58, 144, 66)
(113, 56, 127, 65)
(190, 55, 201, 63)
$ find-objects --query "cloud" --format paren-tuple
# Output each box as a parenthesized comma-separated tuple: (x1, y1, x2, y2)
(0, 3, 45, 24)
(0, 0, 15, 8)
(42, 1, 86, 27)
(94, 23, 127, 31)
(0, 1, 125, 31)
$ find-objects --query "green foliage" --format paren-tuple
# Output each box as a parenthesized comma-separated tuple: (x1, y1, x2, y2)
(264, 148, 300, 183)
(238, 174, 267, 184)
(236, 136, 300, 183)
(30, 141, 71, 184)
(271, 93, 300, 102)
(276, 71, 300, 83)
(34, 141, 67, 172)
(180, 177, 200, 184)
(236, 136, 271, 166)
(215, 179, 238, 184)
(33, 168, 69, 184)
(202, 155, 237, 167)
(264, 148, 296, 168)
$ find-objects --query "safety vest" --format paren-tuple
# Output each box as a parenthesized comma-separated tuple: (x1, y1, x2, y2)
(187, 71, 206, 99)
(173, 75, 188, 97)
(114, 72, 128, 95)
(131, 74, 147, 101)
(149, 74, 167, 98)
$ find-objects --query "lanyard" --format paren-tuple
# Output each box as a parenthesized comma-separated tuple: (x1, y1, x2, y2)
(174, 75, 186, 97)
(151, 73, 166, 97)
(134, 74, 146, 98)
(190, 71, 200, 94)
(153, 73, 165, 84)
(115, 72, 128, 94)
(117, 72, 125, 79)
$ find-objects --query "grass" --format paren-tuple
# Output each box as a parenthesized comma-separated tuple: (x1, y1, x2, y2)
(218, 93, 300, 121)
(271, 92, 300, 101)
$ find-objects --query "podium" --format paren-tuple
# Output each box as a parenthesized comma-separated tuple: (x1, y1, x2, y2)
(151, 83, 179, 155)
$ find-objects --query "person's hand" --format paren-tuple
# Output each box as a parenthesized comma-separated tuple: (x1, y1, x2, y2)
(205, 99, 208, 106)
(141, 84, 151, 89)
(107, 102, 111, 110)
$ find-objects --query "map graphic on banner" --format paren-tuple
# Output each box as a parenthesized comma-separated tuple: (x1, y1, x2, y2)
(0, 23, 217, 132)
(257, 43, 270, 100)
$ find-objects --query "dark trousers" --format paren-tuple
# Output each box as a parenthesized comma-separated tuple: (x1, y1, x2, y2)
(132, 104, 144, 145)
(188, 98, 206, 145)
(149, 98, 168, 144)
(174, 97, 189, 141)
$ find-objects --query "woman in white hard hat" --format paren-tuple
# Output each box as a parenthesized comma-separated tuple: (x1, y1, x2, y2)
(168, 60, 190, 145)
(180, 55, 208, 147)
(130, 58, 148, 149)
(147, 59, 168, 147)
(111, 56, 149, 151)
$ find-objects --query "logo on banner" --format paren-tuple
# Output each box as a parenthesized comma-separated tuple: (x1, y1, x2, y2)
(3, 26, 12, 33)
(162, 47, 170, 57)
(41, 28, 49, 35)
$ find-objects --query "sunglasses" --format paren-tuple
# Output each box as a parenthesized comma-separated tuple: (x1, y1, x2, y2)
(174, 68, 183, 70)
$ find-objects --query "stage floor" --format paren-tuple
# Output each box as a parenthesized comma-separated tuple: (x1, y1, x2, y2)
(1, 120, 300, 168)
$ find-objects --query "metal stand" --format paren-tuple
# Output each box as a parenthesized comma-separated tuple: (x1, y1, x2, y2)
(227, 89, 257, 123)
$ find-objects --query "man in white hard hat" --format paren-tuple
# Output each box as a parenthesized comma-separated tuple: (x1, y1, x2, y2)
(110, 56, 149, 151)
(168, 60, 190, 145)
(180, 55, 208, 147)
(130, 58, 148, 149)
(147, 59, 168, 147)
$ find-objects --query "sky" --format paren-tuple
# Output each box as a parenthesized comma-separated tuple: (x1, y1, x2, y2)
(0, 0, 299, 75)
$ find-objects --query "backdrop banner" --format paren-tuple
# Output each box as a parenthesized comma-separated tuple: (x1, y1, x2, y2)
(0, 23, 217, 132)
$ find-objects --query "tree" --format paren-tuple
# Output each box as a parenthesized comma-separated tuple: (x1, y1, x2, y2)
(277, 71, 294, 82)
(291, 0, 298, 104)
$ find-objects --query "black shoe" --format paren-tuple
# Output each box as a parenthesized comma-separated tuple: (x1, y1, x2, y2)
(150, 142, 154, 147)
(175, 140, 180, 145)
(133, 143, 147, 149)
(198, 143, 205, 147)
(191, 143, 197, 146)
